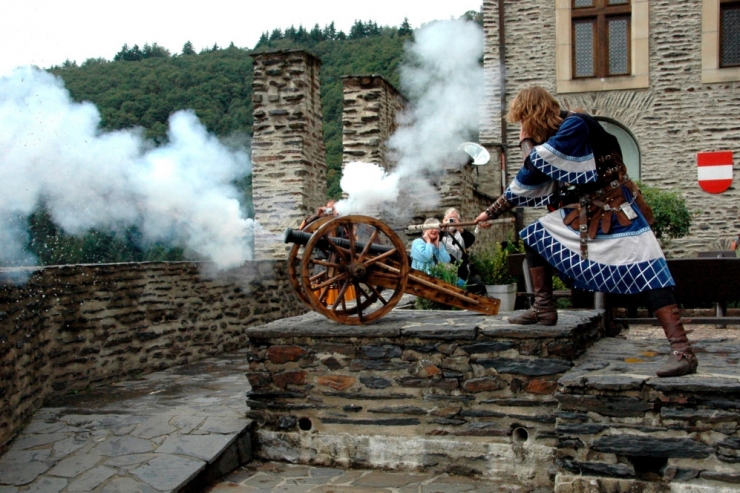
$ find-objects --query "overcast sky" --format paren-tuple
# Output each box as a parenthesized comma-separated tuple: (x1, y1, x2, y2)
(2, 0, 483, 75)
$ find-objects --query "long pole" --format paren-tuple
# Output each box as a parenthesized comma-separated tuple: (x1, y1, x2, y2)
(404, 217, 514, 232)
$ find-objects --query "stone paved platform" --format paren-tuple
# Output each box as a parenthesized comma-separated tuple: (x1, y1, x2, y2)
(0, 350, 253, 493)
(2, 312, 740, 493)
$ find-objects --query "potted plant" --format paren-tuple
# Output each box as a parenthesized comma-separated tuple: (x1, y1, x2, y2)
(469, 241, 521, 311)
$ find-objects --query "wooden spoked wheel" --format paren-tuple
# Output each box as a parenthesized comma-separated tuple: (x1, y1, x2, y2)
(300, 215, 409, 325)
(288, 217, 332, 309)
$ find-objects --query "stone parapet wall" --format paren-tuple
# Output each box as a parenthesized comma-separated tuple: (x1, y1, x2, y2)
(0, 261, 306, 452)
(251, 49, 327, 259)
(482, 0, 740, 257)
(244, 310, 602, 489)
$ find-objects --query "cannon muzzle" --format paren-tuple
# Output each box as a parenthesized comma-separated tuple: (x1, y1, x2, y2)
(284, 228, 395, 256)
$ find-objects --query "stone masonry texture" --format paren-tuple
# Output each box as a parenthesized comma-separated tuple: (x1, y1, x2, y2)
(0, 260, 306, 453)
(481, 0, 739, 257)
(341, 75, 406, 173)
(251, 49, 327, 259)
(243, 309, 604, 490)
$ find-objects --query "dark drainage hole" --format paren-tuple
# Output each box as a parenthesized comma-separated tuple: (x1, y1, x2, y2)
(298, 417, 312, 431)
(626, 456, 668, 480)
(512, 426, 529, 443)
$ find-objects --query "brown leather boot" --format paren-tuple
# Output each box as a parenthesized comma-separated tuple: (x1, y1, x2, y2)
(508, 266, 558, 326)
(654, 304, 698, 377)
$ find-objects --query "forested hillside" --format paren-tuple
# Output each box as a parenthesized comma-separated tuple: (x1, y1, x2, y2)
(29, 13, 479, 265)
(50, 20, 415, 199)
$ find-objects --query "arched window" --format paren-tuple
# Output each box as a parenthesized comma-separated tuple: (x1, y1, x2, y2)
(597, 118, 640, 180)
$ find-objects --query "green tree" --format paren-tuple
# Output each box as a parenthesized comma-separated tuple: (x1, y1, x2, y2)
(461, 9, 484, 26)
(322, 22, 337, 40)
(182, 41, 196, 56)
(269, 28, 282, 42)
(638, 184, 692, 243)
(349, 20, 366, 39)
(398, 18, 413, 36)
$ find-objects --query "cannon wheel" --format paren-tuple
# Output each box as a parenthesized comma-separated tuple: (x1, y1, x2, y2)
(288, 217, 380, 313)
(300, 215, 409, 324)
(287, 217, 331, 308)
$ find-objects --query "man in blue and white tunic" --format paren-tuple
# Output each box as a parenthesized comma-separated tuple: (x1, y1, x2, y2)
(475, 86, 697, 378)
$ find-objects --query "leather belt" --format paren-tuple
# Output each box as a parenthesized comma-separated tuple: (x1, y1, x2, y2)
(563, 175, 632, 260)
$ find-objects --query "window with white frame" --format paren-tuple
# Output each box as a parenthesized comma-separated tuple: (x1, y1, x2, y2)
(556, 0, 649, 93)
(572, 0, 631, 78)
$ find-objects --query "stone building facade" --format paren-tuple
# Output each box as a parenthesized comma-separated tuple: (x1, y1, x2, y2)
(481, 0, 739, 257)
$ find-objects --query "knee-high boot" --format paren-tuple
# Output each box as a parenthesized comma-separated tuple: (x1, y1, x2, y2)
(654, 304, 698, 377)
(508, 266, 558, 326)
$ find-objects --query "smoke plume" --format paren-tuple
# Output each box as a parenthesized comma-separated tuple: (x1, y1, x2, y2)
(0, 67, 255, 270)
(336, 19, 484, 220)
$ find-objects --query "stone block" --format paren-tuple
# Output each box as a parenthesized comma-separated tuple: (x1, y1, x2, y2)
(273, 370, 307, 388)
(316, 375, 355, 391)
(592, 435, 713, 459)
(266, 345, 309, 364)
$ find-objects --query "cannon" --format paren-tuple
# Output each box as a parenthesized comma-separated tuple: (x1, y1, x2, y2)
(284, 215, 507, 325)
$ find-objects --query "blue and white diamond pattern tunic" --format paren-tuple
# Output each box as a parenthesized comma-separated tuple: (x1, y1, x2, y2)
(505, 114, 675, 294)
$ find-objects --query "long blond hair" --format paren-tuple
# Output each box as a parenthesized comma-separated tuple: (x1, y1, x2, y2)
(507, 86, 563, 144)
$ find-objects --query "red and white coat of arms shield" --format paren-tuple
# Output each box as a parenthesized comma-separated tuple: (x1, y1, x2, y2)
(697, 151, 734, 194)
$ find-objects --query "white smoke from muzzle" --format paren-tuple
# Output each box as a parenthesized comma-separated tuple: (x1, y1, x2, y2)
(0, 67, 254, 270)
(336, 19, 484, 220)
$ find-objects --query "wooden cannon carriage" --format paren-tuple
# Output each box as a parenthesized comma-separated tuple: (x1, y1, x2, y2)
(284, 215, 502, 325)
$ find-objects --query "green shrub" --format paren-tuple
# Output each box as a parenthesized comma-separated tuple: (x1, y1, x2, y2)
(638, 183, 692, 241)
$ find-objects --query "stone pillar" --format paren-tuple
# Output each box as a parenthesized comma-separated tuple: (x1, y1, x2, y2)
(341, 75, 406, 172)
(251, 49, 326, 259)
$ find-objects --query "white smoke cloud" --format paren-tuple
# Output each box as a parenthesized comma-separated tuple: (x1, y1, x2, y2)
(337, 19, 484, 220)
(0, 67, 255, 270)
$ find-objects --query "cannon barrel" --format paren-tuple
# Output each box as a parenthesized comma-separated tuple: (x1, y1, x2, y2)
(284, 228, 395, 256)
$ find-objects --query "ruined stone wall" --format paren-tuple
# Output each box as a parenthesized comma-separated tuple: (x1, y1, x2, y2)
(251, 50, 326, 259)
(341, 75, 406, 172)
(482, 0, 740, 257)
(0, 261, 306, 452)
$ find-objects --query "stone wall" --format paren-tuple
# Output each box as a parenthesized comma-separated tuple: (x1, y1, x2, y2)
(552, 330, 740, 492)
(0, 261, 307, 452)
(251, 49, 327, 259)
(481, 0, 740, 257)
(244, 309, 602, 489)
(341, 75, 406, 172)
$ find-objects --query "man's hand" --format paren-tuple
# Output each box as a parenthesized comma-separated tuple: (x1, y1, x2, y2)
(475, 211, 492, 228)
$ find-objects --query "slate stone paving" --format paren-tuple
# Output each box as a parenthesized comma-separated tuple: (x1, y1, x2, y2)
(206, 461, 530, 493)
(0, 350, 253, 493)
